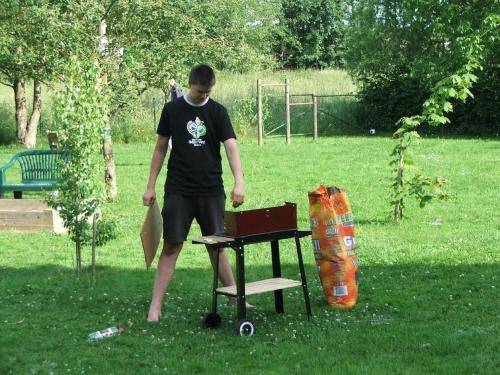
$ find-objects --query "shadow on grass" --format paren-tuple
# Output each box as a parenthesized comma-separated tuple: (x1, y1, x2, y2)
(1, 262, 498, 374)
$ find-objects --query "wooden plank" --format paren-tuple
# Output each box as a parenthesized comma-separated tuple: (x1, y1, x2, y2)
(313, 95, 318, 140)
(0, 198, 66, 233)
(285, 78, 290, 145)
(289, 102, 313, 106)
(0, 210, 53, 231)
(261, 83, 287, 87)
(0, 210, 52, 224)
(257, 79, 263, 146)
(0, 199, 51, 211)
(193, 235, 234, 245)
(216, 278, 302, 296)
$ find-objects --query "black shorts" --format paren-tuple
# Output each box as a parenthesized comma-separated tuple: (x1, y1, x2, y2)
(162, 194, 225, 243)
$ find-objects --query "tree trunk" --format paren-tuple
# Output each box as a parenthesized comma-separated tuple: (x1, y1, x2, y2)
(24, 79, 42, 148)
(393, 139, 404, 222)
(104, 136, 118, 201)
(14, 78, 27, 143)
(99, 18, 118, 201)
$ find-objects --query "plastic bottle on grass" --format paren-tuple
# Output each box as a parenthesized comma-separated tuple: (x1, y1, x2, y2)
(87, 326, 124, 342)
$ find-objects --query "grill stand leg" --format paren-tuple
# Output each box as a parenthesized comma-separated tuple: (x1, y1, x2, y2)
(271, 240, 284, 314)
(210, 247, 220, 314)
(295, 235, 312, 319)
(235, 244, 246, 320)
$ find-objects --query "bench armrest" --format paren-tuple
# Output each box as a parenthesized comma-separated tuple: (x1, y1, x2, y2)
(0, 157, 17, 185)
(0, 156, 17, 172)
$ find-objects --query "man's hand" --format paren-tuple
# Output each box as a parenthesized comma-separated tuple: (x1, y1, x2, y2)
(231, 182, 244, 208)
(143, 187, 156, 206)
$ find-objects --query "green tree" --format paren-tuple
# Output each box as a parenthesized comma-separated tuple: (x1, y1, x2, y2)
(0, 1, 100, 147)
(1, 0, 278, 198)
(99, 0, 278, 199)
(47, 56, 106, 277)
(273, 0, 346, 68)
(103, 0, 278, 113)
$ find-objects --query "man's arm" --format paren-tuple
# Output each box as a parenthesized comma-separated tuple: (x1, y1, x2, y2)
(223, 138, 244, 208)
(143, 135, 170, 206)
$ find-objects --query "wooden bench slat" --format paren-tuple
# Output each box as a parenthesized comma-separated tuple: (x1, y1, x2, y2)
(3, 184, 55, 191)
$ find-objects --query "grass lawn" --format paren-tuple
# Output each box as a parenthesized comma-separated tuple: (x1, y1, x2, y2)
(0, 136, 499, 374)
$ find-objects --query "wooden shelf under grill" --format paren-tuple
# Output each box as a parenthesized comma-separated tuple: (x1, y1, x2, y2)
(216, 278, 302, 296)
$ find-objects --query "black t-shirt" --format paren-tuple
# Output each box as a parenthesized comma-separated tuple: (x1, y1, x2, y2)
(157, 96, 236, 196)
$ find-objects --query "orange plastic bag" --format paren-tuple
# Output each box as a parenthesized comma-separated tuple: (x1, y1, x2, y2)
(309, 185, 359, 308)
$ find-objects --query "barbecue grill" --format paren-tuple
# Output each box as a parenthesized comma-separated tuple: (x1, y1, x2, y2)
(193, 202, 312, 336)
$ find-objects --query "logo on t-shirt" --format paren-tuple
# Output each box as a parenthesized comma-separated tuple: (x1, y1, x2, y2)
(187, 117, 206, 147)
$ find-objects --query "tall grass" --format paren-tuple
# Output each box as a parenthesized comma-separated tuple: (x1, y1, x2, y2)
(214, 69, 357, 102)
(144, 69, 361, 140)
(0, 70, 362, 146)
(214, 69, 362, 138)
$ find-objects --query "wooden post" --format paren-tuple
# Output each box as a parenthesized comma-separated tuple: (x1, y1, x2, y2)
(257, 79, 263, 146)
(394, 139, 405, 222)
(285, 79, 290, 145)
(92, 213, 97, 276)
(312, 95, 318, 141)
(76, 218, 81, 278)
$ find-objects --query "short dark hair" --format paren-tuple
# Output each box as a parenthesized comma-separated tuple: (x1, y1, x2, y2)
(188, 64, 216, 87)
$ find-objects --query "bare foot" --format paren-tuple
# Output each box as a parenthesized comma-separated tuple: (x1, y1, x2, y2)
(147, 309, 161, 323)
(228, 297, 255, 309)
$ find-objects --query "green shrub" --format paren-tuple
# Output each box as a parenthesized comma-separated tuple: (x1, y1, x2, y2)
(355, 73, 430, 133)
(345, 1, 499, 137)
(0, 103, 16, 145)
(78, 217, 118, 247)
(231, 95, 271, 139)
(111, 108, 157, 144)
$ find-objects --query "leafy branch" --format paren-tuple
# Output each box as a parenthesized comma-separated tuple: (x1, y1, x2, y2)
(391, 14, 498, 221)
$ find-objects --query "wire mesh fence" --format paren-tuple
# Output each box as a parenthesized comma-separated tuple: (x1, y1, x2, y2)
(105, 88, 362, 144)
(247, 93, 361, 139)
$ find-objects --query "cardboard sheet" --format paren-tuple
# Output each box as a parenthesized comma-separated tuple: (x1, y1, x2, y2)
(140, 201, 163, 269)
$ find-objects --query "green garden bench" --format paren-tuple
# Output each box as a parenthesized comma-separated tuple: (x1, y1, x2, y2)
(0, 149, 68, 199)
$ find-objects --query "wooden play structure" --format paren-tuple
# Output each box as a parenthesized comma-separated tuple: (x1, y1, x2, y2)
(256, 79, 318, 145)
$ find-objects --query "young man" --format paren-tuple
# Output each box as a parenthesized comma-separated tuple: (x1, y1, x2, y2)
(142, 64, 244, 322)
